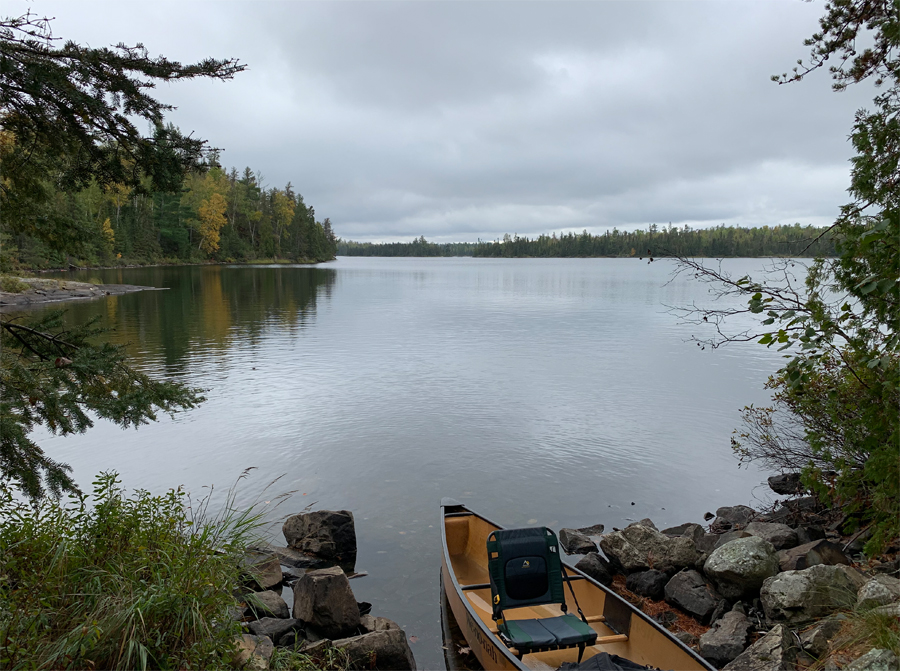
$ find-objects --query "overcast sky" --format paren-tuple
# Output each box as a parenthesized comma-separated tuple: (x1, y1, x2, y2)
(17, 0, 874, 242)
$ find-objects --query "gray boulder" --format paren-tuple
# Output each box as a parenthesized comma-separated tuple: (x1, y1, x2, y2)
(661, 522, 701, 538)
(234, 634, 275, 670)
(576, 524, 605, 536)
(244, 590, 290, 620)
(744, 522, 799, 550)
(292, 566, 360, 639)
(758, 496, 820, 526)
(575, 552, 614, 586)
(777, 539, 850, 572)
(360, 615, 401, 634)
(767, 473, 804, 495)
(664, 570, 720, 623)
(248, 617, 304, 642)
(283, 510, 357, 561)
(704, 536, 780, 601)
(795, 525, 826, 546)
(722, 624, 797, 671)
(857, 575, 900, 610)
(266, 544, 327, 569)
(842, 648, 899, 671)
(559, 528, 599, 555)
(761, 564, 858, 625)
(599, 531, 650, 574)
(242, 550, 284, 592)
(621, 523, 701, 574)
(695, 533, 720, 561)
(714, 530, 753, 550)
(798, 616, 844, 658)
(698, 610, 753, 666)
(333, 629, 416, 670)
(712, 506, 758, 531)
(600, 522, 701, 575)
(625, 570, 668, 600)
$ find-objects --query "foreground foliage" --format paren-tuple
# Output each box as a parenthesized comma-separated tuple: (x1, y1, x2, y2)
(0, 473, 254, 670)
(0, 311, 204, 500)
(680, 0, 899, 554)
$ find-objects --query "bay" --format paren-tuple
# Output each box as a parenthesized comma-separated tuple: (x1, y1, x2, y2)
(36, 256, 790, 669)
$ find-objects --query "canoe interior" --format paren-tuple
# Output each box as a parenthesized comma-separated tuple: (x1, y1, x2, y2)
(443, 509, 710, 671)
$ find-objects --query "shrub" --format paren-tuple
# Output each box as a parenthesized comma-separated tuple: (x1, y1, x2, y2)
(0, 275, 29, 293)
(0, 472, 263, 670)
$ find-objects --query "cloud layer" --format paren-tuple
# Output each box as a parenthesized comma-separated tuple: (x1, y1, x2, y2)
(20, 0, 874, 241)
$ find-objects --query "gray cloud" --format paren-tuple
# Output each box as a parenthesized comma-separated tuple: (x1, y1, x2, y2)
(19, 0, 874, 242)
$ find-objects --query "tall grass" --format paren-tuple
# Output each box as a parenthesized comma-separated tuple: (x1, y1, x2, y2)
(0, 471, 271, 670)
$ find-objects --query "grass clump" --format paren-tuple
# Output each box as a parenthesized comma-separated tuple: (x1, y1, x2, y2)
(809, 605, 900, 670)
(270, 645, 351, 671)
(0, 471, 263, 670)
(0, 275, 29, 293)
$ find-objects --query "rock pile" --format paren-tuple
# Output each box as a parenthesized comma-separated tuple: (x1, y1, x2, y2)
(567, 481, 900, 670)
(233, 509, 415, 670)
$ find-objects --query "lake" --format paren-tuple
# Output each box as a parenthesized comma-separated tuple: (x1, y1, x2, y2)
(35, 256, 789, 669)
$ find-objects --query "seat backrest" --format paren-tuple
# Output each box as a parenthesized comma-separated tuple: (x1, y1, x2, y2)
(487, 527, 565, 620)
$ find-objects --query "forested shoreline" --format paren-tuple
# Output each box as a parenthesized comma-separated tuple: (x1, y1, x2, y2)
(1, 152, 338, 271)
(337, 224, 836, 258)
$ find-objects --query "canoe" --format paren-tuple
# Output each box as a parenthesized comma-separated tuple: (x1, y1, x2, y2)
(440, 498, 715, 671)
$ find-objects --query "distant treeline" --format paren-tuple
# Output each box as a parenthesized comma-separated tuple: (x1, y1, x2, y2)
(338, 224, 836, 258)
(338, 236, 478, 257)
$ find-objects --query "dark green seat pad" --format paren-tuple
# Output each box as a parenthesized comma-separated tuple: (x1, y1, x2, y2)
(501, 613, 597, 650)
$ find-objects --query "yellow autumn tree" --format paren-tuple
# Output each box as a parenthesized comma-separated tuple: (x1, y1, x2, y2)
(271, 189, 295, 257)
(99, 217, 115, 257)
(197, 192, 227, 254)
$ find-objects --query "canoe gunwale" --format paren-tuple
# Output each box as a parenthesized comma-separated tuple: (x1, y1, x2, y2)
(439, 500, 716, 671)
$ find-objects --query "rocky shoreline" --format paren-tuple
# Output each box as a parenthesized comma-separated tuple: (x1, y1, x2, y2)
(559, 476, 899, 671)
(234, 510, 416, 671)
(240, 484, 897, 671)
(0, 277, 161, 309)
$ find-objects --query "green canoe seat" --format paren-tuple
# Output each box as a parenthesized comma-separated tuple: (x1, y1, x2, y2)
(487, 527, 598, 660)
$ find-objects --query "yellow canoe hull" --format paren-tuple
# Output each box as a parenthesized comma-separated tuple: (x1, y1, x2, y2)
(440, 499, 714, 671)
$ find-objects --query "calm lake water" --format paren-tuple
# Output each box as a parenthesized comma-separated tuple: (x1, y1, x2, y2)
(34, 257, 790, 669)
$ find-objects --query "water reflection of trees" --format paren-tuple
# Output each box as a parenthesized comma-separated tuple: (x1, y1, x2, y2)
(33, 266, 337, 375)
